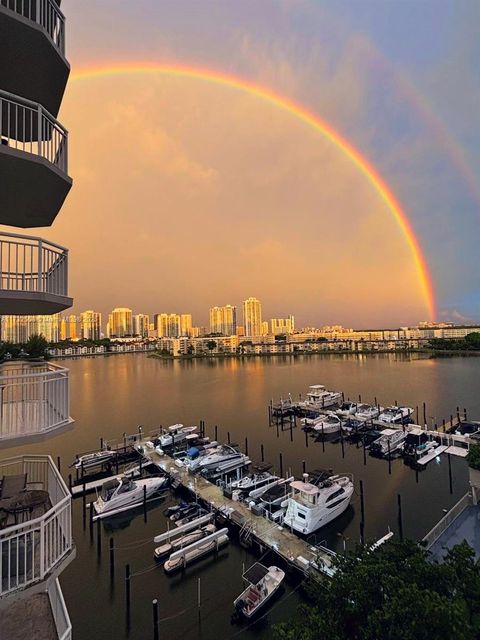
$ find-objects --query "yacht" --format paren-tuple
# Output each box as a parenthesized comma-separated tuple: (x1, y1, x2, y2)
(336, 401, 358, 417)
(248, 476, 293, 500)
(403, 428, 439, 460)
(311, 414, 343, 434)
(188, 444, 245, 472)
(73, 448, 117, 470)
(233, 564, 285, 620)
(369, 428, 408, 457)
(283, 472, 354, 535)
(93, 475, 167, 515)
(354, 404, 383, 421)
(154, 524, 216, 559)
(159, 424, 198, 448)
(378, 406, 413, 425)
(230, 464, 278, 494)
(298, 385, 342, 411)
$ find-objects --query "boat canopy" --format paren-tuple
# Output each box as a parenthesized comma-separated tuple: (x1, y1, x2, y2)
(309, 385, 326, 391)
(251, 461, 273, 472)
(243, 562, 269, 585)
(290, 480, 319, 495)
(168, 423, 184, 432)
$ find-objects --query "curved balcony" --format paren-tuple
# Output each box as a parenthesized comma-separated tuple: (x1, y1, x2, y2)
(0, 362, 73, 445)
(0, 232, 72, 314)
(0, 90, 72, 227)
(0, 0, 69, 116)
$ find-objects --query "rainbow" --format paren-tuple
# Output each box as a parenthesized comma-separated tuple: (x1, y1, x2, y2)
(72, 62, 436, 319)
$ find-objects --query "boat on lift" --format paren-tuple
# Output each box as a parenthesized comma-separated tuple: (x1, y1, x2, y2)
(154, 524, 216, 559)
(163, 528, 229, 574)
(283, 472, 354, 535)
(297, 385, 342, 411)
(369, 428, 408, 458)
(302, 413, 343, 434)
(336, 401, 358, 417)
(230, 463, 278, 494)
(188, 444, 246, 473)
(378, 406, 413, 425)
(72, 448, 117, 470)
(354, 404, 383, 421)
(93, 475, 167, 515)
(159, 424, 198, 448)
(402, 427, 439, 461)
(233, 563, 285, 620)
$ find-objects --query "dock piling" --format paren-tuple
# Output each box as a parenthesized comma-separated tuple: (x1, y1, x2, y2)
(68, 474, 72, 493)
(261, 444, 265, 462)
(125, 564, 131, 610)
(153, 599, 159, 640)
(279, 452, 283, 478)
(214, 425, 218, 441)
(397, 494, 404, 541)
(423, 402, 427, 428)
(448, 453, 453, 494)
(89, 501, 94, 542)
(97, 518, 102, 558)
(359, 480, 365, 544)
(82, 481, 86, 529)
(302, 460, 306, 475)
(387, 440, 392, 475)
(57, 456, 61, 474)
(244, 437, 248, 456)
(464, 407, 467, 421)
(109, 537, 115, 581)
(143, 485, 147, 523)
(227, 431, 231, 445)
(362, 439, 367, 465)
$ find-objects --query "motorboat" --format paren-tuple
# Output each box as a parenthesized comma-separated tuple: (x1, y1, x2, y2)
(163, 529, 229, 574)
(233, 564, 285, 620)
(362, 429, 385, 447)
(73, 448, 117, 470)
(201, 454, 251, 479)
(188, 444, 245, 472)
(455, 421, 480, 437)
(369, 428, 408, 458)
(248, 476, 292, 500)
(311, 414, 343, 434)
(298, 385, 342, 411)
(283, 472, 354, 535)
(354, 404, 383, 421)
(154, 524, 216, 559)
(159, 424, 198, 448)
(93, 475, 167, 515)
(403, 428, 439, 460)
(342, 417, 368, 436)
(336, 401, 358, 417)
(230, 464, 279, 494)
(378, 406, 413, 425)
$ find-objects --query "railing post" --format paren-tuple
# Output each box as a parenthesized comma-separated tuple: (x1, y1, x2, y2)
(40, 519, 45, 578)
(37, 103, 43, 158)
(38, 239, 43, 292)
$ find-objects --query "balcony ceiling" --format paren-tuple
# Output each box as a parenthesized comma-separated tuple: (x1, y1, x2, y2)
(0, 146, 72, 227)
(0, 7, 69, 117)
(0, 291, 73, 315)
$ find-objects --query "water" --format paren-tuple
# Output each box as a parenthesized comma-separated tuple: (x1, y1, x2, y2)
(6, 352, 478, 640)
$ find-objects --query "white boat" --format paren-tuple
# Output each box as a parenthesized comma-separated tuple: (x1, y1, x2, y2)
(283, 472, 354, 535)
(298, 385, 342, 411)
(163, 529, 229, 574)
(159, 424, 198, 448)
(154, 524, 216, 559)
(93, 475, 167, 515)
(73, 448, 117, 470)
(335, 401, 358, 417)
(230, 465, 278, 493)
(354, 404, 383, 421)
(188, 444, 245, 472)
(248, 475, 293, 500)
(369, 428, 407, 457)
(201, 455, 251, 479)
(305, 413, 343, 434)
(402, 428, 439, 460)
(378, 406, 413, 425)
(233, 564, 285, 619)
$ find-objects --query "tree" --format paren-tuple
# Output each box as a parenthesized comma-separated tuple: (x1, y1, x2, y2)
(466, 443, 480, 470)
(206, 340, 216, 353)
(275, 540, 480, 640)
(24, 334, 48, 358)
(465, 332, 480, 349)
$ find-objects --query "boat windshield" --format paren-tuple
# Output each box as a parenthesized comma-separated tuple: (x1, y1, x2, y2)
(101, 479, 120, 501)
(325, 416, 338, 424)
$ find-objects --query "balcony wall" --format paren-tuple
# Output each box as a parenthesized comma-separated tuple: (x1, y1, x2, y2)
(0, 90, 72, 227)
(0, 455, 73, 598)
(0, 0, 69, 115)
(0, 362, 73, 443)
(0, 231, 72, 314)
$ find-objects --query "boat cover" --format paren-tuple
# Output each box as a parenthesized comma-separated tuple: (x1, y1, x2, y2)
(243, 563, 269, 584)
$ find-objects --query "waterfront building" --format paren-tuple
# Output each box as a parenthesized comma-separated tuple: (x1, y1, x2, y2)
(155, 312, 182, 337)
(180, 313, 193, 337)
(109, 307, 133, 337)
(0, 1, 74, 634)
(236, 325, 246, 337)
(243, 297, 263, 337)
(271, 315, 295, 335)
(80, 310, 102, 341)
(209, 305, 237, 336)
(133, 313, 150, 338)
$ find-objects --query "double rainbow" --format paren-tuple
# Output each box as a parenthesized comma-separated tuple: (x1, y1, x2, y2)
(72, 62, 435, 320)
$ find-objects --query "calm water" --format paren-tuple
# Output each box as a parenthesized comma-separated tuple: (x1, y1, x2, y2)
(7, 353, 479, 640)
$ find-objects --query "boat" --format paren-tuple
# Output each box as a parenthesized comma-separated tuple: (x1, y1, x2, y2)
(336, 401, 358, 417)
(297, 385, 342, 411)
(248, 476, 292, 500)
(354, 404, 383, 421)
(159, 424, 198, 448)
(188, 444, 246, 472)
(230, 464, 279, 494)
(310, 414, 343, 434)
(369, 428, 407, 458)
(154, 524, 216, 559)
(233, 564, 285, 619)
(342, 417, 368, 436)
(362, 429, 385, 447)
(402, 428, 439, 460)
(93, 475, 167, 515)
(201, 454, 251, 479)
(283, 472, 354, 535)
(163, 529, 229, 574)
(378, 406, 413, 425)
(73, 448, 117, 470)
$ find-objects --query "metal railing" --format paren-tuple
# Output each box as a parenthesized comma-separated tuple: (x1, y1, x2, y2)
(422, 492, 472, 549)
(0, 231, 68, 299)
(0, 455, 72, 597)
(0, 89, 68, 173)
(48, 578, 72, 640)
(0, 362, 71, 441)
(0, 0, 66, 54)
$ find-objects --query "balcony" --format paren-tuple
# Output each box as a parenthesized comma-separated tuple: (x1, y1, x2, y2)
(0, 0, 69, 116)
(0, 90, 72, 227)
(0, 455, 73, 599)
(0, 362, 73, 444)
(0, 231, 72, 314)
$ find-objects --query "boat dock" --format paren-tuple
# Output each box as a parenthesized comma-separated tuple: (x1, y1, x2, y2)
(140, 445, 336, 577)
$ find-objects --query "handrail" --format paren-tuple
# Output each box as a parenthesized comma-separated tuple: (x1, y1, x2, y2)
(0, 230, 68, 252)
(422, 492, 472, 549)
(0, 0, 66, 55)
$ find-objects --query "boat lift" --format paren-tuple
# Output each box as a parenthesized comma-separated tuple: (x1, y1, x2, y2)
(164, 527, 229, 572)
(153, 514, 214, 544)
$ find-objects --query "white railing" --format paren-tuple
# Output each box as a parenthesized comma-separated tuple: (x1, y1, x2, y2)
(0, 231, 68, 299)
(48, 578, 72, 640)
(0, 89, 68, 173)
(0, 362, 72, 442)
(0, 0, 65, 54)
(422, 492, 472, 549)
(0, 455, 72, 597)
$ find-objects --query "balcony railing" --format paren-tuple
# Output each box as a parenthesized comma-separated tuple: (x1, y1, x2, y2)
(0, 89, 68, 173)
(48, 578, 72, 640)
(0, 231, 68, 299)
(0, 455, 73, 597)
(0, 0, 66, 55)
(0, 362, 72, 442)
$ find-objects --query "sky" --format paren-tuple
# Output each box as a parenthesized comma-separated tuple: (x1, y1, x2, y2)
(16, 0, 480, 328)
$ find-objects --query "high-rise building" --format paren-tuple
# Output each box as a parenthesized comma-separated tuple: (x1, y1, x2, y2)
(155, 313, 182, 337)
(271, 315, 295, 335)
(243, 297, 263, 337)
(180, 313, 193, 337)
(209, 305, 237, 336)
(0, 0, 74, 623)
(109, 308, 133, 337)
(261, 321, 269, 336)
(80, 310, 102, 341)
(133, 314, 150, 338)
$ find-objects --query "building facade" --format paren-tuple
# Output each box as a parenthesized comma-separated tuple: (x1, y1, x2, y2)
(133, 313, 150, 338)
(243, 297, 263, 337)
(80, 310, 102, 341)
(108, 307, 133, 337)
(209, 305, 237, 336)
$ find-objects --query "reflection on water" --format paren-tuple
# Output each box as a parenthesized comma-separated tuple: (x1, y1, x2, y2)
(4, 353, 478, 640)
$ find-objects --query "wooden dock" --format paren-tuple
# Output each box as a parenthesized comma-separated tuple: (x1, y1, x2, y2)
(141, 446, 336, 577)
